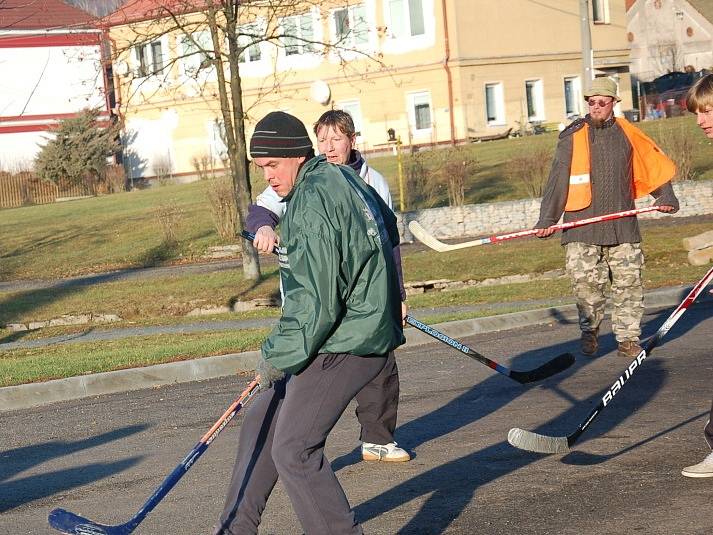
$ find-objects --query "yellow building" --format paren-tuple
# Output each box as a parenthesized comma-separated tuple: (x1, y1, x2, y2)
(106, 0, 632, 180)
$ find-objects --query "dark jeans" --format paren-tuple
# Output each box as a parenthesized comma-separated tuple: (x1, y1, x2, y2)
(355, 350, 400, 445)
(213, 353, 387, 535)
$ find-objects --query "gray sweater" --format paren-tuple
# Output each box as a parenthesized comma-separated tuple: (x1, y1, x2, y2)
(536, 115, 679, 245)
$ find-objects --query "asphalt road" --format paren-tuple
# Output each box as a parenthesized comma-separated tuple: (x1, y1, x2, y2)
(2, 302, 713, 535)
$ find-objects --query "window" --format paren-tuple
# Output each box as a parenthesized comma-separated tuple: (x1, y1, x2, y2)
(525, 79, 544, 121)
(210, 119, 228, 162)
(564, 76, 581, 117)
(333, 4, 369, 47)
(484, 82, 505, 125)
(134, 40, 163, 77)
(336, 100, 363, 138)
(592, 0, 610, 23)
(238, 24, 263, 64)
(387, 0, 425, 38)
(181, 31, 213, 76)
(408, 91, 432, 132)
(282, 13, 315, 56)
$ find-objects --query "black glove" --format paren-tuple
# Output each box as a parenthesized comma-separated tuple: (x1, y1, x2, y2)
(256, 357, 285, 391)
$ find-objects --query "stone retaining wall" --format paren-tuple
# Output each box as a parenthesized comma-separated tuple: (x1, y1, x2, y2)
(398, 179, 713, 241)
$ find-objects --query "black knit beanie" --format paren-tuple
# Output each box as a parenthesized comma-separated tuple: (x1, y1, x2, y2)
(249, 111, 313, 158)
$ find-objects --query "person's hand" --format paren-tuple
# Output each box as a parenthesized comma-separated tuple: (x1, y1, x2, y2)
(401, 301, 408, 327)
(535, 226, 555, 238)
(656, 205, 675, 213)
(256, 357, 285, 391)
(253, 226, 279, 254)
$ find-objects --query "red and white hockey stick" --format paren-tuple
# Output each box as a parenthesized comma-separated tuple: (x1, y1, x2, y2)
(409, 206, 663, 252)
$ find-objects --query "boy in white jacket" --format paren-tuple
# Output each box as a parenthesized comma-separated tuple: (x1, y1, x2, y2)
(247, 109, 409, 463)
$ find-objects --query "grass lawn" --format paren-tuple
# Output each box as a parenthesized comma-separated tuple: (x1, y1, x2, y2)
(0, 330, 269, 387)
(1, 115, 711, 281)
(1, 215, 711, 387)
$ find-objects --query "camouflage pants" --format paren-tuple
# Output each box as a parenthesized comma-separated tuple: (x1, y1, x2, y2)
(565, 242, 644, 343)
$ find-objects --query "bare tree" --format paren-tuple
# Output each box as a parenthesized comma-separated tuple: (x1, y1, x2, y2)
(107, 0, 387, 280)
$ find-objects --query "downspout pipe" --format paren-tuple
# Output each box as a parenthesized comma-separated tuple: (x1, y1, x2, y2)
(441, 0, 456, 145)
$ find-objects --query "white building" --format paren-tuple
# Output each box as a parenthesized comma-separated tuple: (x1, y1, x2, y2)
(0, 0, 110, 171)
(628, 0, 713, 82)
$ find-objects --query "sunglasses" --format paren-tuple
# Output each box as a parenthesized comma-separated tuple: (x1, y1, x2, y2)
(587, 98, 613, 108)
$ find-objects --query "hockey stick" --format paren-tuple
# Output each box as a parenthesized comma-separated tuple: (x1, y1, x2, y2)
(409, 206, 663, 252)
(243, 230, 574, 384)
(48, 378, 261, 535)
(508, 265, 713, 454)
(406, 315, 574, 384)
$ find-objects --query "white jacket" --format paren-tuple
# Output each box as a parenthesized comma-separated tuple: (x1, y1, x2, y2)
(255, 159, 393, 218)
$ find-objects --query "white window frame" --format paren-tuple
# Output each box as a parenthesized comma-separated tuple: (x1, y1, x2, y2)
(180, 30, 215, 79)
(382, 0, 435, 54)
(407, 90, 433, 135)
(386, 0, 425, 39)
(484, 82, 505, 126)
(133, 38, 165, 78)
(592, 0, 610, 24)
(235, 19, 271, 77)
(281, 11, 317, 57)
(330, 2, 374, 55)
(525, 79, 545, 122)
(238, 23, 264, 65)
(208, 118, 228, 163)
(563, 76, 582, 118)
(336, 100, 364, 142)
(277, 8, 323, 71)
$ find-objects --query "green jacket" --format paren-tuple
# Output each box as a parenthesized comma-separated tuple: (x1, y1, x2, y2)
(262, 155, 405, 374)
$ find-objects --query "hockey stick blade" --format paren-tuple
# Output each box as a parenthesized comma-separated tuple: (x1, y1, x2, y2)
(48, 379, 260, 534)
(508, 265, 713, 454)
(48, 509, 131, 535)
(408, 221, 488, 251)
(405, 315, 574, 384)
(507, 427, 571, 454)
(508, 351, 576, 384)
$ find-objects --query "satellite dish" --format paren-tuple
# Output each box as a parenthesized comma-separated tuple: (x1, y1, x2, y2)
(114, 61, 129, 76)
(310, 80, 331, 105)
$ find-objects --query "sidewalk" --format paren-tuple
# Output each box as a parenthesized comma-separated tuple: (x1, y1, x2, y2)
(2, 282, 709, 412)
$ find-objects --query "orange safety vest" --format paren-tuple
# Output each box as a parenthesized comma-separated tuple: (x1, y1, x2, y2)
(565, 117, 676, 212)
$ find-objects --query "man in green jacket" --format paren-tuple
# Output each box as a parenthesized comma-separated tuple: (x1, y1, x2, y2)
(213, 111, 405, 535)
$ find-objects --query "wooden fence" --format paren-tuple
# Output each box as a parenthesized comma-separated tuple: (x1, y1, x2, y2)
(0, 172, 93, 209)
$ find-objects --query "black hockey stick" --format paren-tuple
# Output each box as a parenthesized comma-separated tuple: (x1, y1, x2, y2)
(242, 230, 575, 384)
(508, 265, 713, 454)
(48, 378, 260, 534)
(406, 315, 574, 384)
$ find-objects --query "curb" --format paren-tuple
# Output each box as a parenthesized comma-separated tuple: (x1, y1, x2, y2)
(1, 284, 709, 412)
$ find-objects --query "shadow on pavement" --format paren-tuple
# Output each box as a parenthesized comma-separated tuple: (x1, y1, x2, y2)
(348, 304, 710, 534)
(561, 409, 707, 466)
(0, 424, 147, 512)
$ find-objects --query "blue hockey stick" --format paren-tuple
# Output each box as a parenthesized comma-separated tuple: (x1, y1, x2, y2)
(48, 378, 260, 534)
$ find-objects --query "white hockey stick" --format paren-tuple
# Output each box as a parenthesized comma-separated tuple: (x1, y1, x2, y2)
(507, 265, 713, 454)
(408, 206, 663, 253)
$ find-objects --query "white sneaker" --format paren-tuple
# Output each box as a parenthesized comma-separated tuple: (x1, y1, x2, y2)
(682, 451, 713, 478)
(361, 441, 410, 462)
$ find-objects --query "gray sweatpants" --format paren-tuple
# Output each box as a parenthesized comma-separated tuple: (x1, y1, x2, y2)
(213, 352, 387, 535)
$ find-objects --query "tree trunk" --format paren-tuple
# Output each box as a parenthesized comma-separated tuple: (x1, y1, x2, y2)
(209, 6, 260, 280)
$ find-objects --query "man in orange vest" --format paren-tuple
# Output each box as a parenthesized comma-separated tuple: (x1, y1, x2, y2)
(535, 77, 678, 359)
